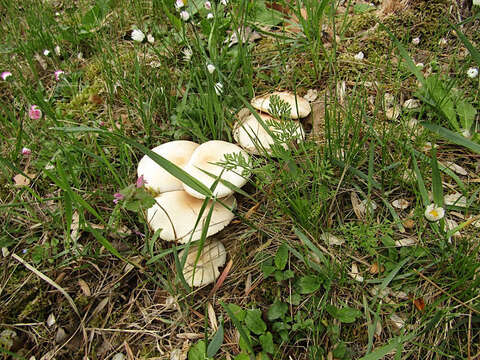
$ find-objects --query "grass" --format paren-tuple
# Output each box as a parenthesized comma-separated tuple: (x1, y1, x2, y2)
(1, 0, 480, 359)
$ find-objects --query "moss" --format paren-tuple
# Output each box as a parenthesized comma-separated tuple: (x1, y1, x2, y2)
(18, 291, 48, 321)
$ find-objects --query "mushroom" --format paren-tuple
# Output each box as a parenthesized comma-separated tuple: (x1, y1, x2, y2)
(147, 190, 236, 243)
(233, 109, 305, 155)
(137, 140, 199, 194)
(179, 240, 226, 287)
(251, 91, 311, 119)
(182, 140, 250, 199)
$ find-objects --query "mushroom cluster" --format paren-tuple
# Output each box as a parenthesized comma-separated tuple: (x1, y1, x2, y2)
(138, 140, 249, 287)
(233, 92, 311, 155)
(138, 91, 311, 287)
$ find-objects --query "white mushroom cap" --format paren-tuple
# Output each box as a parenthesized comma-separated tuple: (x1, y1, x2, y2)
(251, 91, 311, 119)
(233, 109, 305, 155)
(179, 240, 227, 287)
(182, 140, 250, 199)
(137, 140, 199, 194)
(147, 190, 236, 243)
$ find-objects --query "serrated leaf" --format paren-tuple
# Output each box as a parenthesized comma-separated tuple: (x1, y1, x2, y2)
(456, 100, 476, 130)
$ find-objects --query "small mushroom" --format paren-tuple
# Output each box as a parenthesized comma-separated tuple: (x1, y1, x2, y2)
(251, 91, 311, 119)
(183, 140, 250, 199)
(137, 140, 199, 194)
(147, 191, 236, 243)
(179, 240, 227, 287)
(232, 110, 305, 155)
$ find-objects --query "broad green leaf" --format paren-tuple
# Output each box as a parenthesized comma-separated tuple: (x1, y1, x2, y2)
(267, 301, 288, 321)
(274, 244, 288, 270)
(456, 100, 476, 130)
(234, 354, 251, 360)
(221, 302, 253, 355)
(228, 304, 246, 321)
(259, 332, 274, 354)
(336, 307, 362, 323)
(245, 309, 267, 335)
(188, 340, 207, 360)
(207, 323, 224, 358)
(326, 305, 362, 323)
(298, 275, 322, 294)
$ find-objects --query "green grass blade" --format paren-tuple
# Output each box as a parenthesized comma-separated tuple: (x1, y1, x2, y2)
(430, 148, 444, 206)
(450, 21, 480, 66)
(410, 151, 429, 206)
(380, 23, 426, 87)
(420, 122, 480, 154)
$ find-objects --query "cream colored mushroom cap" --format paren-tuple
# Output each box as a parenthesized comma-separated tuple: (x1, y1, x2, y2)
(147, 191, 236, 243)
(183, 140, 250, 199)
(179, 240, 227, 287)
(251, 91, 311, 119)
(233, 110, 305, 155)
(137, 140, 199, 193)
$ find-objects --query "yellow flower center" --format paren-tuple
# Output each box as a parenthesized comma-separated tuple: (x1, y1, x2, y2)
(429, 209, 439, 217)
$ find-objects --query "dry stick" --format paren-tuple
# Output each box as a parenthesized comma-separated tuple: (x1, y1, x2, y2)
(413, 269, 480, 315)
(468, 310, 472, 360)
(209, 258, 233, 297)
(11, 253, 89, 356)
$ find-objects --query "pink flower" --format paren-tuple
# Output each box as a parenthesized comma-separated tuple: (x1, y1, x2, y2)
(205, 1, 212, 9)
(113, 192, 124, 204)
(136, 175, 147, 188)
(21, 147, 32, 156)
(29, 105, 42, 120)
(54, 70, 65, 81)
(1, 71, 12, 81)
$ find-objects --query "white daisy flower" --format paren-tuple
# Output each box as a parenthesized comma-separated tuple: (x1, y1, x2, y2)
(214, 82, 223, 95)
(147, 34, 155, 44)
(43, 49, 50, 56)
(207, 63, 215, 74)
(207, 12, 214, 19)
(220, 0, 227, 5)
(412, 37, 420, 45)
(175, 0, 184, 9)
(180, 10, 190, 21)
(467, 67, 478, 79)
(425, 204, 445, 222)
(131, 29, 145, 42)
